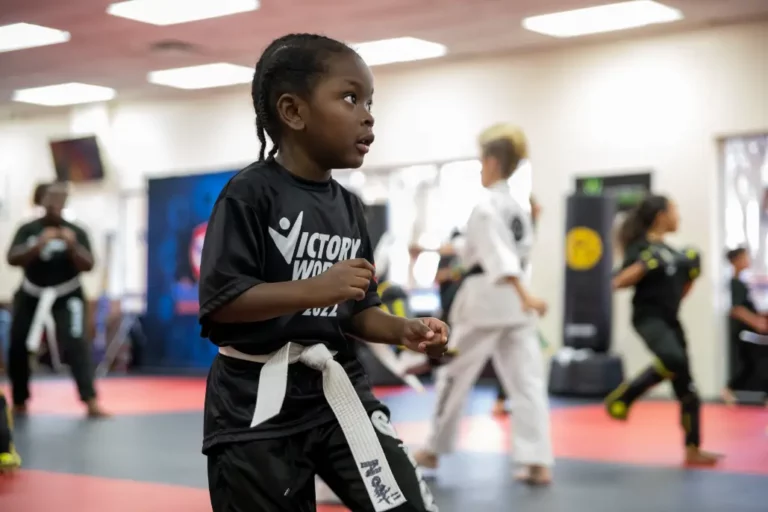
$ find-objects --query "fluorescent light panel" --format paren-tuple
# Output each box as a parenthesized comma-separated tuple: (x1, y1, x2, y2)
(107, 0, 259, 26)
(148, 63, 253, 90)
(12, 83, 116, 107)
(352, 37, 447, 67)
(0, 23, 70, 53)
(522, 1, 683, 38)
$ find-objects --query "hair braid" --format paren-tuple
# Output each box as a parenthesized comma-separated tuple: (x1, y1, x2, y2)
(249, 33, 355, 161)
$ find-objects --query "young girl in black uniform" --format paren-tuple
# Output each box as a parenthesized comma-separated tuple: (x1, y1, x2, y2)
(605, 195, 720, 465)
(198, 33, 447, 512)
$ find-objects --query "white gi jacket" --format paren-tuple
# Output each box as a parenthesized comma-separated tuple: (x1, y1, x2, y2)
(449, 180, 535, 328)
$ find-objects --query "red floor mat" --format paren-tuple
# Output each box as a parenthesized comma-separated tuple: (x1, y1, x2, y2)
(0, 470, 347, 512)
(393, 401, 768, 474)
(3, 377, 408, 416)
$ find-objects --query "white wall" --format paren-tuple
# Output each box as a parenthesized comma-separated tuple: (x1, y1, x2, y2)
(1, 21, 767, 396)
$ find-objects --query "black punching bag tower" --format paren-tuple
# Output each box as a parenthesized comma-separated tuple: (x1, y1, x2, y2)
(548, 194, 625, 397)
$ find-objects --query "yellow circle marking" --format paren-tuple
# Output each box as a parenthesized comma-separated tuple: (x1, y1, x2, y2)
(566, 227, 603, 271)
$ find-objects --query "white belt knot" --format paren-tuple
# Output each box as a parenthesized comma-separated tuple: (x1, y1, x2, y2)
(218, 342, 407, 511)
(297, 343, 335, 372)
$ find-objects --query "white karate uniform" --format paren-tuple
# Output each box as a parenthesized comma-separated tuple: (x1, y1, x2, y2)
(424, 181, 553, 467)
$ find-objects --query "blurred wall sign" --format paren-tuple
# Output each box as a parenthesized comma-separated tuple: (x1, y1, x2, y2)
(574, 172, 652, 212)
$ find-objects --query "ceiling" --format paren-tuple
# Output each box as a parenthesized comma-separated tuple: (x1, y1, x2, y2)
(1, 0, 767, 117)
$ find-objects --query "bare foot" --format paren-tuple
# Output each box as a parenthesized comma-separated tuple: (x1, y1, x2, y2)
(685, 446, 722, 466)
(492, 399, 508, 416)
(721, 388, 737, 407)
(515, 465, 552, 485)
(413, 450, 438, 469)
(86, 401, 111, 419)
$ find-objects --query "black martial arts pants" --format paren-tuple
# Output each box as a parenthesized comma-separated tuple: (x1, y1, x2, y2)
(728, 339, 768, 393)
(0, 391, 11, 453)
(606, 316, 702, 448)
(7, 289, 97, 407)
(207, 412, 438, 512)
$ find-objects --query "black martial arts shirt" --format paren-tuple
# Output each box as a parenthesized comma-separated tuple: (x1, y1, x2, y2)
(623, 239, 687, 323)
(729, 277, 757, 341)
(9, 218, 92, 288)
(198, 158, 385, 451)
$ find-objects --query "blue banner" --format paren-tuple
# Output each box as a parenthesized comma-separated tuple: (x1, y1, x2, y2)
(145, 170, 237, 369)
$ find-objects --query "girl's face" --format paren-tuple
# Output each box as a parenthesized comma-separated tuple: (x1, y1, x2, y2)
(659, 199, 679, 233)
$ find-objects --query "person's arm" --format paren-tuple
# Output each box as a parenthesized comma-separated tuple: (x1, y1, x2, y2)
(612, 262, 646, 289)
(62, 226, 95, 272)
(730, 280, 765, 332)
(612, 244, 656, 290)
(682, 281, 693, 298)
(730, 306, 765, 331)
(6, 224, 43, 267)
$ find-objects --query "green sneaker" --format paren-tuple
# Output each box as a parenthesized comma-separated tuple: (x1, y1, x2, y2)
(0, 450, 21, 473)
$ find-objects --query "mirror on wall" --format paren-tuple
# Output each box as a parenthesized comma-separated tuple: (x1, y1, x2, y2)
(336, 157, 533, 290)
(721, 134, 768, 307)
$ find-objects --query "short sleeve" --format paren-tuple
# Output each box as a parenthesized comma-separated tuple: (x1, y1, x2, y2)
(74, 225, 93, 253)
(351, 198, 382, 316)
(731, 279, 749, 308)
(468, 206, 521, 282)
(9, 223, 31, 249)
(198, 195, 266, 325)
(621, 242, 643, 270)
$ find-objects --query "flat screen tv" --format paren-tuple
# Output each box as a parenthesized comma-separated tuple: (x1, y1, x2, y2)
(49, 135, 105, 182)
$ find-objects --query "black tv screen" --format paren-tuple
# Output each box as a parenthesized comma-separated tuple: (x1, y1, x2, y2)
(50, 135, 105, 182)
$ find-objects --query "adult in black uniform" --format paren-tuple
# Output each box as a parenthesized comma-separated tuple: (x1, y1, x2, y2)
(721, 247, 768, 405)
(6, 181, 107, 418)
(198, 33, 447, 512)
(605, 195, 719, 465)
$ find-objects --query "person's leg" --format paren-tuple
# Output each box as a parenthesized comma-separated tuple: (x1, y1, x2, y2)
(493, 324, 553, 484)
(668, 324, 720, 465)
(8, 292, 36, 413)
(492, 382, 507, 416)
(605, 317, 676, 420)
(316, 409, 438, 512)
(207, 435, 317, 512)
(51, 294, 105, 417)
(0, 389, 21, 472)
(414, 324, 500, 468)
(723, 340, 754, 404)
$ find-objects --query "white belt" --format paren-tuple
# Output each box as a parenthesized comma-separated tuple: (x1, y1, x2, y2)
(22, 276, 81, 354)
(739, 331, 768, 345)
(219, 343, 407, 511)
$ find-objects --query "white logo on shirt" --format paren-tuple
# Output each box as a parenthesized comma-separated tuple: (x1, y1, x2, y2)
(29, 236, 67, 261)
(267, 211, 363, 317)
(268, 212, 305, 264)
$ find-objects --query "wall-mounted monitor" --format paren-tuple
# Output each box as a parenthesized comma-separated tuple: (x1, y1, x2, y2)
(49, 135, 105, 182)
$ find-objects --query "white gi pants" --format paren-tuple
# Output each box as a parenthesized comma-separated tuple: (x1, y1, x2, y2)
(425, 321, 554, 467)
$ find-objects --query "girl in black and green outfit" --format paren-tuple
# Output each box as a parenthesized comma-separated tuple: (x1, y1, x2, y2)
(606, 194, 720, 465)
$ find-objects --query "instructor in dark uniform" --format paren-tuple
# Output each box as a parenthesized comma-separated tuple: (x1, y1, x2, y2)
(6, 181, 107, 418)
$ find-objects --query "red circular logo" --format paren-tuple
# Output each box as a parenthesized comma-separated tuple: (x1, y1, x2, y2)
(189, 222, 208, 280)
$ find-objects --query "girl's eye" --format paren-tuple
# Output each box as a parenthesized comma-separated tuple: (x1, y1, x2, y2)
(365, 100, 373, 113)
(344, 93, 357, 105)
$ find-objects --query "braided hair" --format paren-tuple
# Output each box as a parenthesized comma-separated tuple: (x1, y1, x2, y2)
(251, 33, 355, 161)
